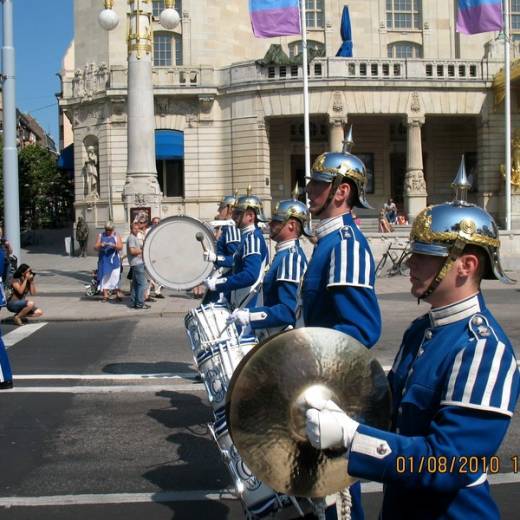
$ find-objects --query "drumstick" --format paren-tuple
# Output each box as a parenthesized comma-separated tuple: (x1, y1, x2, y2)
(195, 232, 208, 253)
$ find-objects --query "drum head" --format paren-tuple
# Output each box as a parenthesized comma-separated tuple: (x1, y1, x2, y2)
(143, 215, 216, 290)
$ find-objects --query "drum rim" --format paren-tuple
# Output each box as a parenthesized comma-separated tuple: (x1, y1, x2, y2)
(142, 215, 216, 290)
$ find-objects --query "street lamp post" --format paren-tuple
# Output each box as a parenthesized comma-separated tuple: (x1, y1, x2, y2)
(98, 0, 180, 223)
(1, 0, 21, 260)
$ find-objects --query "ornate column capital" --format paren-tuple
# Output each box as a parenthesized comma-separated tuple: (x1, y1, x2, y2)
(406, 116, 425, 127)
(329, 116, 348, 128)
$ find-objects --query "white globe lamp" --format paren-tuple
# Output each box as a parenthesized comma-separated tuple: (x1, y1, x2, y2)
(98, 8, 119, 31)
(160, 8, 180, 30)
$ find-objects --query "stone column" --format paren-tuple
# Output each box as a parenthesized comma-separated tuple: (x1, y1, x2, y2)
(404, 118, 427, 222)
(329, 118, 347, 152)
(122, 0, 162, 222)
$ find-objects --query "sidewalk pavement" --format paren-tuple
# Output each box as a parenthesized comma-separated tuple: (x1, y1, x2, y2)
(2, 248, 518, 323)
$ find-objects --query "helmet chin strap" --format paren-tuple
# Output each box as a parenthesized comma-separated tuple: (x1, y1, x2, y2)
(418, 236, 468, 301)
(237, 211, 245, 228)
(314, 175, 344, 217)
(270, 219, 287, 241)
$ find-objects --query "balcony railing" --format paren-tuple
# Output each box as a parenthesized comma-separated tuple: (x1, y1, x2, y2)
(61, 57, 502, 101)
(229, 58, 500, 86)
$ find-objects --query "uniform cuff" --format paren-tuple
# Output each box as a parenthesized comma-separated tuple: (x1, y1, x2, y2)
(347, 424, 394, 483)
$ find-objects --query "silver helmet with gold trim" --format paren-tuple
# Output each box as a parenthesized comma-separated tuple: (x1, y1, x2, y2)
(271, 186, 313, 236)
(307, 126, 372, 209)
(234, 186, 268, 222)
(410, 156, 513, 288)
(219, 191, 238, 209)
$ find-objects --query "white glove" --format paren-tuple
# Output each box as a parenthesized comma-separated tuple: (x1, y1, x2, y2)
(305, 395, 359, 450)
(203, 250, 217, 263)
(226, 308, 250, 326)
(203, 277, 218, 291)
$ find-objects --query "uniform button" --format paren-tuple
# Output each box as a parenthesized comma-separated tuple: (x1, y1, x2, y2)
(401, 388, 406, 396)
(417, 348, 424, 357)
(472, 316, 483, 326)
(377, 443, 388, 455)
(395, 427, 400, 433)
(425, 329, 432, 340)
(398, 406, 403, 414)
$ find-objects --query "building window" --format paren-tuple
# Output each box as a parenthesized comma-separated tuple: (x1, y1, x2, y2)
(289, 40, 325, 58)
(153, 32, 183, 66)
(305, 0, 324, 29)
(513, 0, 520, 32)
(387, 41, 423, 58)
(152, 0, 182, 19)
(156, 159, 184, 197)
(386, 0, 422, 30)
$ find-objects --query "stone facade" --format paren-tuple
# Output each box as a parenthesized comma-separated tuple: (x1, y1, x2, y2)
(59, 0, 520, 237)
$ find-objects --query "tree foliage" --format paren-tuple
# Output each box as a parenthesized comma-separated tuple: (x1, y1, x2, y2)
(0, 142, 74, 229)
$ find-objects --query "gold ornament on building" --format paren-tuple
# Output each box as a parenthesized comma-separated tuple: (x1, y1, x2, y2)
(499, 128, 520, 188)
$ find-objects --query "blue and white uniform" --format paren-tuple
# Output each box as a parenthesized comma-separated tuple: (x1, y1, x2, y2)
(214, 224, 269, 309)
(302, 212, 381, 520)
(347, 293, 520, 519)
(302, 212, 381, 348)
(248, 239, 307, 333)
(214, 224, 241, 269)
(0, 247, 12, 384)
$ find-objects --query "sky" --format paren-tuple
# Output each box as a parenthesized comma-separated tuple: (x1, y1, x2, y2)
(1, 0, 74, 147)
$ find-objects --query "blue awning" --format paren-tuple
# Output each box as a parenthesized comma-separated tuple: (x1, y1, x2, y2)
(57, 143, 74, 171)
(155, 130, 184, 160)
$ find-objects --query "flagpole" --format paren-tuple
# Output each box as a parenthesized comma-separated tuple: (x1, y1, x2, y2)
(300, 0, 311, 183)
(504, 0, 512, 231)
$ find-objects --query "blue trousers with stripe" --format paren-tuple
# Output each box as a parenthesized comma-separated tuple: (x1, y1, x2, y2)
(0, 336, 12, 384)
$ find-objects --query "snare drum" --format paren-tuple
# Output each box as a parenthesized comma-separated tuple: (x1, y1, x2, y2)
(186, 303, 239, 358)
(212, 416, 282, 519)
(196, 346, 228, 414)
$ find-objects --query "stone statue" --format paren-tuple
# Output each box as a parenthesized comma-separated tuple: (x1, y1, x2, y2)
(84, 144, 99, 198)
(500, 129, 520, 190)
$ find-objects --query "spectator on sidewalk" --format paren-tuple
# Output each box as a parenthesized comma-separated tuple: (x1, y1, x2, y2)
(383, 197, 397, 224)
(95, 222, 123, 302)
(378, 209, 393, 233)
(127, 222, 150, 310)
(0, 225, 13, 283)
(396, 213, 408, 225)
(75, 217, 89, 257)
(147, 217, 164, 299)
(7, 264, 43, 326)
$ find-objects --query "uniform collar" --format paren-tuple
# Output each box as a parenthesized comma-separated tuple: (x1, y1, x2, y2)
(241, 224, 255, 234)
(275, 239, 297, 252)
(315, 212, 352, 240)
(429, 293, 481, 328)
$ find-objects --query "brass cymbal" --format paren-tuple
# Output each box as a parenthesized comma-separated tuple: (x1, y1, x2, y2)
(226, 327, 391, 497)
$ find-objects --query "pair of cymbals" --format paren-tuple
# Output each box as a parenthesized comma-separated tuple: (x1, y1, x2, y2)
(226, 327, 391, 498)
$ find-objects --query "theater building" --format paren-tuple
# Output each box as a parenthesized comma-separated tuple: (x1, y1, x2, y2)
(59, 0, 520, 232)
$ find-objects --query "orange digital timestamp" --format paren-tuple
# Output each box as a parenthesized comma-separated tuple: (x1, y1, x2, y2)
(395, 456, 520, 474)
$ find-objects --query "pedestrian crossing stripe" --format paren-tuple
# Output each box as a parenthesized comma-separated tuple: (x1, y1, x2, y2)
(3, 322, 48, 348)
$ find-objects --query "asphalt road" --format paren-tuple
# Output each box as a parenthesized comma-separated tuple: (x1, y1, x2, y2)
(0, 294, 519, 519)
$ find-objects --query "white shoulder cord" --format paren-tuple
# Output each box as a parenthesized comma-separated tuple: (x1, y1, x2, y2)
(339, 487, 352, 520)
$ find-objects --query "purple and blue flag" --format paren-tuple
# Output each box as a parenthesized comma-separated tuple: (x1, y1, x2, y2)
(249, 0, 301, 38)
(456, 0, 503, 35)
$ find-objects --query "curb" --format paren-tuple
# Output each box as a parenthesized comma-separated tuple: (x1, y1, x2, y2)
(1, 310, 192, 325)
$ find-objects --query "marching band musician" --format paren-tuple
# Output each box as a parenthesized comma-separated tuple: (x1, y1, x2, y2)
(302, 129, 381, 520)
(228, 193, 310, 337)
(203, 188, 269, 309)
(304, 160, 520, 519)
(204, 192, 241, 269)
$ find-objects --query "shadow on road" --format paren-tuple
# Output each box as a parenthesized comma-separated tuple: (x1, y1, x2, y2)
(102, 362, 196, 375)
(145, 390, 232, 518)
